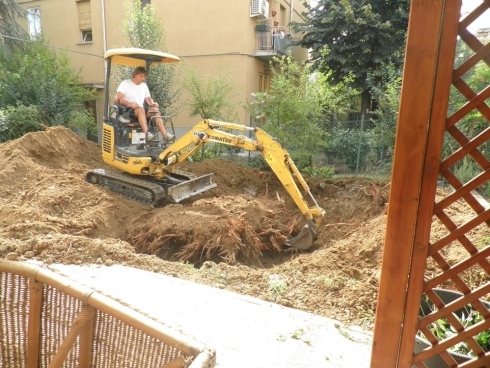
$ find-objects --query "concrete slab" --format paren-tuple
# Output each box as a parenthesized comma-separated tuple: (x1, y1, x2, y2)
(27, 262, 373, 368)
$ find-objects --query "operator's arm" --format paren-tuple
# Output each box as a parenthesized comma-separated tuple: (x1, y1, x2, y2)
(115, 92, 139, 110)
(145, 96, 158, 108)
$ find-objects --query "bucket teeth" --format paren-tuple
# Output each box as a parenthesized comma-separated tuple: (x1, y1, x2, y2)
(284, 221, 317, 250)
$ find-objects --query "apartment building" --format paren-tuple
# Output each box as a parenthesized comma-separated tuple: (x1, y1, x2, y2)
(16, 0, 309, 130)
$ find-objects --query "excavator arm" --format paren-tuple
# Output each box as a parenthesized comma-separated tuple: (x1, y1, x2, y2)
(157, 120, 326, 250)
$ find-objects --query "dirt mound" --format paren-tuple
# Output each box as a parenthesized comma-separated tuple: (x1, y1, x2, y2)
(0, 126, 391, 328)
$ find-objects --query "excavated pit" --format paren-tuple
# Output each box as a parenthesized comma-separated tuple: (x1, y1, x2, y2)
(0, 126, 396, 327)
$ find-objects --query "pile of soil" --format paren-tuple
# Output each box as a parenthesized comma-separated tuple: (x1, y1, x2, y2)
(0, 126, 392, 328)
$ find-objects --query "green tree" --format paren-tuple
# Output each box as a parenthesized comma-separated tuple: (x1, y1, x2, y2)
(310, 71, 361, 129)
(0, 0, 27, 51)
(248, 56, 326, 168)
(183, 64, 241, 121)
(0, 38, 96, 141)
(367, 62, 402, 170)
(121, 0, 179, 116)
(291, 0, 409, 112)
(182, 64, 242, 162)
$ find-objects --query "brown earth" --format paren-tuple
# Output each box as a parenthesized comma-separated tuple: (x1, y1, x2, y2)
(0, 126, 404, 329)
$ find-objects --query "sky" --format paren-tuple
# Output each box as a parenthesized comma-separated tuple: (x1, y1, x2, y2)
(461, 0, 490, 32)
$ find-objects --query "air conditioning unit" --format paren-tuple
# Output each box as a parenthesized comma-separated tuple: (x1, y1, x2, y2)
(250, 0, 269, 20)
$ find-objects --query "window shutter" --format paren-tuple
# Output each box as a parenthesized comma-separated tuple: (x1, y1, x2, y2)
(77, 1, 92, 30)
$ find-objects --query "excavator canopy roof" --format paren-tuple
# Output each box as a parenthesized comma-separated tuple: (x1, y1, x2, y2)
(104, 48, 181, 67)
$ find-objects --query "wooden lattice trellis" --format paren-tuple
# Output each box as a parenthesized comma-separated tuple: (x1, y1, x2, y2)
(371, 0, 490, 367)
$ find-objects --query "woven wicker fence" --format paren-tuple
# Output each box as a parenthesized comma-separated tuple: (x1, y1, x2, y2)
(0, 261, 216, 368)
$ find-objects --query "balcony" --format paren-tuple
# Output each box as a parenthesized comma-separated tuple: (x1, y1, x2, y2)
(254, 23, 291, 62)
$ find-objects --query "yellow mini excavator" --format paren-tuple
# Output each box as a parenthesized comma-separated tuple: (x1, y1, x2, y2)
(86, 48, 325, 250)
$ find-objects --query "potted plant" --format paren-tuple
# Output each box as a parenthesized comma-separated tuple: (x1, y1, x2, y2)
(416, 289, 490, 367)
(255, 24, 268, 32)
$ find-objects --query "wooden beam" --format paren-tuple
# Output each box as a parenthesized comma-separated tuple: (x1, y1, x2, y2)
(370, 0, 460, 366)
(27, 281, 43, 368)
(397, 0, 461, 366)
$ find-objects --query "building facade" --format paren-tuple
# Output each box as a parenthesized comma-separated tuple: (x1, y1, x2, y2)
(16, 0, 309, 129)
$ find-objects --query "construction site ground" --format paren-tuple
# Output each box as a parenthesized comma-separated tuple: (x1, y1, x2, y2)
(2, 126, 485, 366)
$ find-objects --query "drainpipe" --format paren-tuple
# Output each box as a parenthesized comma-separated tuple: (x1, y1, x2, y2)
(289, 0, 294, 33)
(99, 0, 108, 143)
(101, 0, 107, 53)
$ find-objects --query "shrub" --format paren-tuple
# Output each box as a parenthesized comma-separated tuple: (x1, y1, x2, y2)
(0, 104, 43, 142)
(302, 165, 334, 178)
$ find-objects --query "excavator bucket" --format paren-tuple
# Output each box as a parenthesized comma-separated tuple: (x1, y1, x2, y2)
(166, 173, 217, 203)
(284, 221, 317, 251)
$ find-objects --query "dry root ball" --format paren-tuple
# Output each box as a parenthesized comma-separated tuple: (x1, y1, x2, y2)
(124, 196, 298, 264)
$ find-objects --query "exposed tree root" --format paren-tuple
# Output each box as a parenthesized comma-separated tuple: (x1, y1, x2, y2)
(176, 215, 264, 264)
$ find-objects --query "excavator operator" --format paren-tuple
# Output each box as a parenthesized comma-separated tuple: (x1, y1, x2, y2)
(114, 66, 174, 143)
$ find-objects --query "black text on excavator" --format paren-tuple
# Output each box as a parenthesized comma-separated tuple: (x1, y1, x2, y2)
(86, 48, 325, 250)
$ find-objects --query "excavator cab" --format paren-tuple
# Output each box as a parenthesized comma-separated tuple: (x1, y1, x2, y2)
(102, 48, 179, 151)
(108, 103, 173, 148)
(108, 104, 143, 147)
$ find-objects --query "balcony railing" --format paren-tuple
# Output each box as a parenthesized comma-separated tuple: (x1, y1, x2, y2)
(255, 24, 291, 55)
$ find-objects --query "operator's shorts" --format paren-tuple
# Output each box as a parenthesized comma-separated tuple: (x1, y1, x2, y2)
(126, 107, 148, 121)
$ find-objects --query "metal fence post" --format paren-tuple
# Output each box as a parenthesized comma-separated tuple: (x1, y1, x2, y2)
(248, 114, 253, 164)
(355, 114, 365, 174)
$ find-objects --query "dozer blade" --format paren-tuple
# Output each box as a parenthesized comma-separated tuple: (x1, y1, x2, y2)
(284, 221, 317, 250)
(167, 173, 217, 203)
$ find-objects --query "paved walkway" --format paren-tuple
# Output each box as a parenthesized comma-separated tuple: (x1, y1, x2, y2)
(28, 262, 373, 368)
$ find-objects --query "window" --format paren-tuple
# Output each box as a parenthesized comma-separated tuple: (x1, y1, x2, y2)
(259, 73, 269, 93)
(141, 0, 151, 8)
(280, 4, 287, 28)
(82, 30, 93, 43)
(27, 7, 42, 39)
(77, 0, 92, 43)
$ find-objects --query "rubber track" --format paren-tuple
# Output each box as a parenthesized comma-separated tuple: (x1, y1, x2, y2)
(86, 169, 198, 206)
(86, 169, 166, 205)
(167, 168, 197, 180)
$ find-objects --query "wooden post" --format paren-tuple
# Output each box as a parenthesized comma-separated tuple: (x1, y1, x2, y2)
(397, 0, 461, 365)
(78, 306, 96, 368)
(48, 306, 95, 368)
(370, 0, 460, 366)
(27, 281, 43, 368)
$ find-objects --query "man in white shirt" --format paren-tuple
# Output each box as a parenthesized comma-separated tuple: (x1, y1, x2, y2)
(115, 66, 174, 142)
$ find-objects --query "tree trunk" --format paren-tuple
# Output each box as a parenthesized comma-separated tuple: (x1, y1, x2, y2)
(361, 90, 372, 113)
